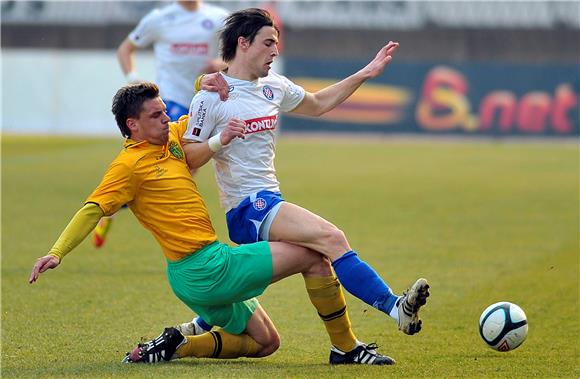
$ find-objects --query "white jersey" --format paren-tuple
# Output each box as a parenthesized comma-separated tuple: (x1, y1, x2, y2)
(129, 2, 228, 108)
(183, 71, 305, 211)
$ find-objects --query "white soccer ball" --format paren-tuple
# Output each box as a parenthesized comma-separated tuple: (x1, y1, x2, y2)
(479, 302, 528, 351)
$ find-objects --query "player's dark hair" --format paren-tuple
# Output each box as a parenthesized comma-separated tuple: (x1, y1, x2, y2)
(220, 8, 279, 62)
(111, 82, 160, 138)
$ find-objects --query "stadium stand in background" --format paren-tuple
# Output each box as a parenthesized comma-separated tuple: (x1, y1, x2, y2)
(2, 0, 579, 62)
(2, 1, 579, 28)
(2, 1, 578, 137)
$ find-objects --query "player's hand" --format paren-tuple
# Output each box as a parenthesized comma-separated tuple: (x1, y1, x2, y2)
(29, 255, 60, 284)
(125, 71, 142, 84)
(220, 118, 246, 145)
(361, 41, 400, 79)
(200, 72, 230, 101)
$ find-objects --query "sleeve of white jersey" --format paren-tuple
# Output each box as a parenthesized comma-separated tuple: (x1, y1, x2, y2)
(279, 75, 306, 112)
(183, 92, 218, 142)
(128, 9, 160, 48)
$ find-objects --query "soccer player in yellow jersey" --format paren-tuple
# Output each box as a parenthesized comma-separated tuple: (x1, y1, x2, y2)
(29, 82, 396, 365)
(92, 0, 230, 249)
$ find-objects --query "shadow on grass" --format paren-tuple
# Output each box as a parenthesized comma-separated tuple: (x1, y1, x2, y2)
(2, 358, 335, 379)
(169, 359, 331, 368)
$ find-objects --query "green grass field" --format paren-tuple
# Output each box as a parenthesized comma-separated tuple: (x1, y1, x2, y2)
(2, 135, 578, 378)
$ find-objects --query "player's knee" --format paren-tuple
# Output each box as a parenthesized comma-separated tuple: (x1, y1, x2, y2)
(304, 253, 333, 277)
(260, 332, 281, 356)
(322, 226, 349, 252)
(270, 333, 281, 353)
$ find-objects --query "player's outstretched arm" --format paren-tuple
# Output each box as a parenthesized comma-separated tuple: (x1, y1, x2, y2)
(28, 203, 104, 284)
(291, 41, 399, 117)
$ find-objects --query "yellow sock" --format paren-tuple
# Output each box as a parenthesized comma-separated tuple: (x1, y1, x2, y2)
(304, 275, 357, 352)
(176, 330, 262, 358)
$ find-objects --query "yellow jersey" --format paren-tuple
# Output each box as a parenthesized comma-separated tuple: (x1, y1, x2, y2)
(86, 117, 217, 261)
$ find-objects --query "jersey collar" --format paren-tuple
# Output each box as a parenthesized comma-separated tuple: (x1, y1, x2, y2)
(124, 138, 149, 149)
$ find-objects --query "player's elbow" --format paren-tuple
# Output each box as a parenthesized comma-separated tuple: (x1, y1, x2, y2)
(308, 100, 333, 117)
(117, 39, 135, 59)
(295, 106, 327, 118)
(186, 156, 205, 170)
(187, 153, 210, 170)
(293, 93, 329, 117)
(183, 144, 210, 170)
(305, 107, 326, 117)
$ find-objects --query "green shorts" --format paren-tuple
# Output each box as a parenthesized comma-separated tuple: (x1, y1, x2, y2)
(166, 241, 272, 334)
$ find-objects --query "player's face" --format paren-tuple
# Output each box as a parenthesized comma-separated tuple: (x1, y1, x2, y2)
(131, 97, 170, 145)
(247, 26, 279, 78)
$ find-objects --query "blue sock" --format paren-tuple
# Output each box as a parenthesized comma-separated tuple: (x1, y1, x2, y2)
(332, 251, 398, 314)
(194, 317, 212, 331)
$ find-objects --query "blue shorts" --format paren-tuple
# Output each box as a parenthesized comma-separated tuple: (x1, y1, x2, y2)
(226, 191, 284, 244)
(164, 100, 189, 121)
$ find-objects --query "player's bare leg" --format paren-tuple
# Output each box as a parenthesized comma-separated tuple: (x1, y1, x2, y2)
(269, 202, 430, 334)
(124, 305, 278, 363)
(268, 202, 349, 260)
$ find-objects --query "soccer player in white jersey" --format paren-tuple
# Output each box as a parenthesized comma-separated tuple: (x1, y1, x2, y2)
(179, 8, 431, 363)
(118, 0, 228, 121)
(93, 1, 229, 249)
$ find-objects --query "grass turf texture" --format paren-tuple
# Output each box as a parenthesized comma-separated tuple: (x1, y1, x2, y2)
(2, 135, 578, 378)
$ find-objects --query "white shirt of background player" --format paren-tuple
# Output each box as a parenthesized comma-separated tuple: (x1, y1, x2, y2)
(118, 1, 228, 108)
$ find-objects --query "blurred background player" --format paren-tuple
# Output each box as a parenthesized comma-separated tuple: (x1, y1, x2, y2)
(118, 0, 227, 121)
(93, 0, 229, 248)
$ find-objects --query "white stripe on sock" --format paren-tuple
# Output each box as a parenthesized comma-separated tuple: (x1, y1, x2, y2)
(389, 296, 402, 321)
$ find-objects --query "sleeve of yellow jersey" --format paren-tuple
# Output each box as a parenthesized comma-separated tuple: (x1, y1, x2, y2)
(175, 115, 190, 140)
(48, 203, 104, 261)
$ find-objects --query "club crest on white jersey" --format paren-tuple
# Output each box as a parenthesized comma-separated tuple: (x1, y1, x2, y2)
(262, 85, 275, 100)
